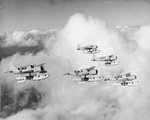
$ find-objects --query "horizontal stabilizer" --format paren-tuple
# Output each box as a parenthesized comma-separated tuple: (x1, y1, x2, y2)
(5, 71, 13, 73)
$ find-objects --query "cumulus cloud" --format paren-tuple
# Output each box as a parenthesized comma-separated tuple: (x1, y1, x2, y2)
(0, 13, 150, 120)
(0, 29, 57, 47)
(0, 29, 58, 61)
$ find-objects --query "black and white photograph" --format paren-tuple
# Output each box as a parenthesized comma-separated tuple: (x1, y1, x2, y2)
(0, 0, 150, 119)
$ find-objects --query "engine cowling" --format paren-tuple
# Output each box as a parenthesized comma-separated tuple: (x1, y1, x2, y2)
(89, 69, 98, 75)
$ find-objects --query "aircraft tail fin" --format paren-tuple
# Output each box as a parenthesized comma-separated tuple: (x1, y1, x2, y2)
(5, 62, 16, 73)
(77, 44, 82, 50)
(9, 62, 16, 72)
(91, 55, 97, 61)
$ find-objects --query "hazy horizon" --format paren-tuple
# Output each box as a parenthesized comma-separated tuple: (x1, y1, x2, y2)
(0, 0, 150, 32)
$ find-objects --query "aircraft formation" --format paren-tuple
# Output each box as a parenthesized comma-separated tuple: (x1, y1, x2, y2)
(64, 44, 141, 86)
(5, 44, 141, 86)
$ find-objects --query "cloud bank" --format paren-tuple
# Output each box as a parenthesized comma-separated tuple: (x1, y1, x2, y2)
(0, 13, 150, 120)
(0, 29, 58, 61)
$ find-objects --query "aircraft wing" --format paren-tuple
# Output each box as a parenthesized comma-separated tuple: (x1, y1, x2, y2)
(100, 55, 117, 61)
(87, 76, 104, 82)
(84, 45, 97, 49)
(113, 76, 131, 82)
(74, 75, 104, 83)
(112, 81, 141, 86)
(86, 66, 96, 71)
(109, 55, 114, 58)
(63, 66, 96, 77)
(114, 72, 134, 81)
(85, 47, 93, 50)
(63, 70, 81, 76)
(5, 70, 33, 74)
(115, 73, 131, 78)
(37, 63, 46, 66)
(101, 56, 111, 60)
(105, 59, 114, 63)
(104, 75, 128, 81)
(112, 76, 136, 82)
(114, 74, 123, 79)
(63, 73, 71, 76)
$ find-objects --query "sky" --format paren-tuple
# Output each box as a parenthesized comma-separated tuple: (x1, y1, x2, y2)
(1, 0, 150, 120)
(0, 0, 150, 32)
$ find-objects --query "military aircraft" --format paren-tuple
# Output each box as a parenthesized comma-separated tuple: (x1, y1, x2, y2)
(104, 73, 140, 86)
(73, 75, 104, 84)
(5, 63, 50, 83)
(77, 44, 101, 54)
(6, 62, 47, 74)
(102, 60, 121, 67)
(92, 55, 121, 66)
(63, 66, 104, 84)
(104, 73, 137, 81)
(63, 66, 98, 77)
(91, 55, 117, 62)
(111, 81, 141, 86)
